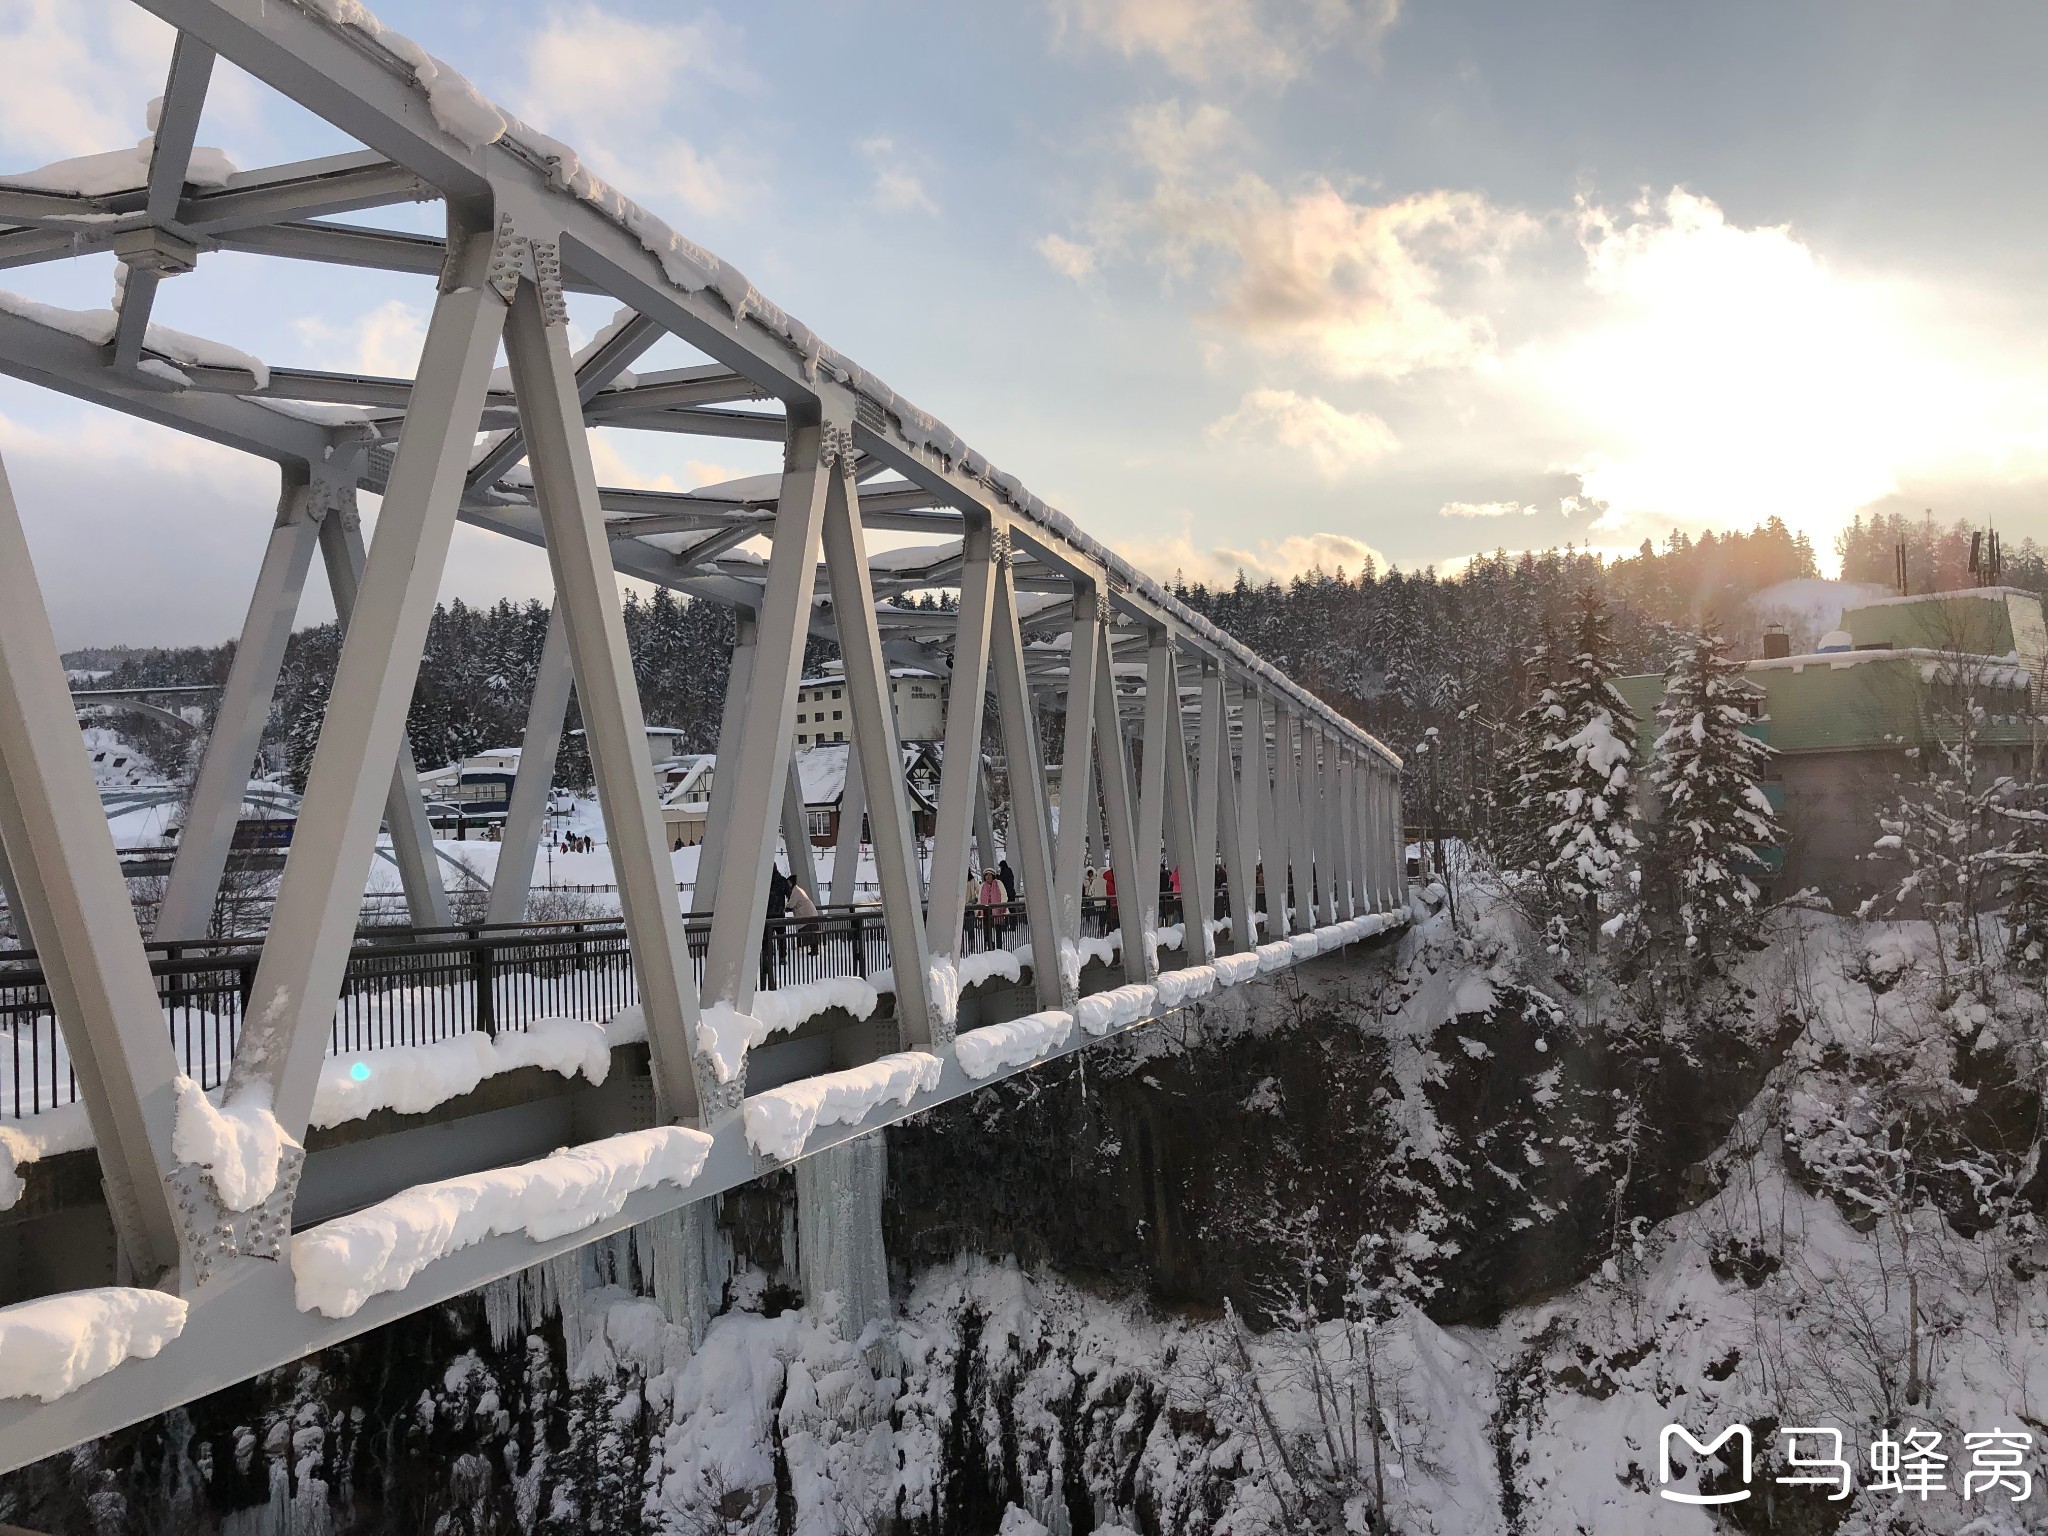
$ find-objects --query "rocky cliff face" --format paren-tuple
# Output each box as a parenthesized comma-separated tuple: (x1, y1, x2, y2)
(0, 904, 1961, 1535)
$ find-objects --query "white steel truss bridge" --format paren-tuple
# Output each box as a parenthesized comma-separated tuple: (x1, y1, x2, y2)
(0, 0, 1408, 1471)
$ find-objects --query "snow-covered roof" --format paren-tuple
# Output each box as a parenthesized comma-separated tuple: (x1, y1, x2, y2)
(1743, 645, 2026, 680)
(796, 743, 851, 805)
(1843, 585, 2039, 611)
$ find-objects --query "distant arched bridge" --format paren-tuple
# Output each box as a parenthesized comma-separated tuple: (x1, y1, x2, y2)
(0, 0, 1408, 1470)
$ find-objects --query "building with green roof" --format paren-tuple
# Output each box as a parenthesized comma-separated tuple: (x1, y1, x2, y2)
(1615, 587, 2043, 904)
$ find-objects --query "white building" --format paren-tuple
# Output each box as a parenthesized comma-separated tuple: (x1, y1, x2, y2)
(793, 662, 945, 746)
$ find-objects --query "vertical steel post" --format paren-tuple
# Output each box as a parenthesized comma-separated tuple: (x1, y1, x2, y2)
(819, 467, 933, 1044)
(781, 755, 819, 900)
(1190, 665, 1225, 943)
(156, 469, 319, 940)
(925, 521, 994, 995)
(828, 746, 865, 909)
(1251, 694, 1279, 938)
(1135, 636, 1171, 952)
(316, 498, 451, 929)
(1336, 751, 1358, 919)
(1390, 770, 1406, 906)
(691, 607, 755, 916)
(974, 764, 999, 880)
(486, 600, 574, 927)
(988, 541, 1067, 1010)
(1223, 683, 1259, 953)
(231, 212, 505, 1140)
(697, 411, 831, 1095)
(0, 448, 185, 1280)
(1092, 626, 1151, 982)
(1051, 593, 1100, 945)
(503, 271, 702, 1121)
(1271, 704, 1301, 935)
(1157, 648, 1210, 967)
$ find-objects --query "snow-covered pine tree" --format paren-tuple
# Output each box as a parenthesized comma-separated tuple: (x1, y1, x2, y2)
(1494, 622, 1562, 881)
(1535, 597, 1640, 950)
(1644, 627, 1783, 967)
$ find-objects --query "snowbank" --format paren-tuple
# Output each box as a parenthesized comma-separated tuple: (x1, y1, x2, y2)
(0, 1287, 187, 1402)
(1213, 952, 1260, 987)
(171, 1077, 298, 1211)
(312, 1018, 612, 1128)
(697, 977, 884, 1083)
(742, 1052, 942, 1163)
(1154, 966, 1218, 1008)
(1255, 939, 1296, 973)
(1073, 984, 1158, 1037)
(954, 1011, 1073, 1079)
(290, 1126, 713, 1319)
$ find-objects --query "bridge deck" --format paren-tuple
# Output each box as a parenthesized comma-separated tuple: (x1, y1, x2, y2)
(0, 912, 1406, 1468)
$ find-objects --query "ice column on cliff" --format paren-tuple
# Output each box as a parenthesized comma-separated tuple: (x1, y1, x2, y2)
(795, 1134, 891, 1341)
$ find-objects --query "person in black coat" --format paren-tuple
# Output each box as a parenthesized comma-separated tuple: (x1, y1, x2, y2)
(996, 858, 1017, 930)
(760, 863, 792, 989)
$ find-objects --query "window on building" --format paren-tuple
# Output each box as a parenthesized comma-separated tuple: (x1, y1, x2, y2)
(798, 733, 809, 744)
(834, 731, 845, 742)
(807, 809, 833, 837)
(832, 688, 842, 700)
(833, 710, 843, 720)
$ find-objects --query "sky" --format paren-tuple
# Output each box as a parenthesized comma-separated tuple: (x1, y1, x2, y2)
(5, 0, 2048, 645)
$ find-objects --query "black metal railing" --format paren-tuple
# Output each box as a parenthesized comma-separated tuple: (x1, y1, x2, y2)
(0, 889, 1274, 1122)
(0, 905, 908, 1121)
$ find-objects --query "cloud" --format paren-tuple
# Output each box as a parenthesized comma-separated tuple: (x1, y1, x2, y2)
(1037, 233, 1097, 281)
(1115, 524, 1390, 589)
(2, 402, 280, 647)
(1439, 500, 1536, 517)
(1056, 114, 1535, 381)
(1163, 180, 1535, 380)
(510, 5, 750, 219)
(857, 137, 937, 216)
(0, 1, 171, 160)
(1207, 388, 1397, 478)
(1505, 188, 2048, 557)
(293, 299, 428, 378)
(1049, 0, 1400, 85)
(1127, 98, 1238, 179)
